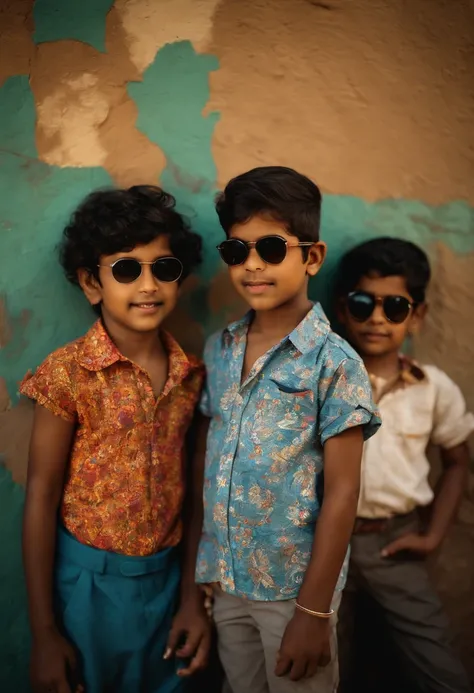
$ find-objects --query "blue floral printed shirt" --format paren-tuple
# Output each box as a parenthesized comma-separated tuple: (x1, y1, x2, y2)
(196, 303, 381, 600)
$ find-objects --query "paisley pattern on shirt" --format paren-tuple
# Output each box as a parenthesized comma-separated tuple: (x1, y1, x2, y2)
(20, 319, 203, 556)
(196, 303, 380, 600)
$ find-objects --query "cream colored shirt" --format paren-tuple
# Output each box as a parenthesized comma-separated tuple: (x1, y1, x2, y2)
(357, 362, 474, 519)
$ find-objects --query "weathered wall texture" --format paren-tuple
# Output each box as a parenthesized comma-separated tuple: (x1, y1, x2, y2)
(0, 0, 473, 689)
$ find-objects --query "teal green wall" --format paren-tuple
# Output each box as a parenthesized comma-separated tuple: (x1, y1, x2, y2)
(0, 3, 473, 691)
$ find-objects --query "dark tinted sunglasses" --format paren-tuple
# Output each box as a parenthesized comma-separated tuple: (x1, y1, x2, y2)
(217, 235, 313, 266)
(347, 291, 414, 324)
(98, 257, 183, 284)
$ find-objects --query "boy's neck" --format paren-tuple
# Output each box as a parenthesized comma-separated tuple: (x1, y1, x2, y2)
(250, 295, 313, 341)
(102, 315, 165, 363)
(362, 350, 400, 380)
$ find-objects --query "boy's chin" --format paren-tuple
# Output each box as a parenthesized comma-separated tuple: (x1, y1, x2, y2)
(357, 341, 399, 358)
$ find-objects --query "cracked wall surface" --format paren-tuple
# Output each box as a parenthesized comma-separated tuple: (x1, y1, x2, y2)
(0, 0, 473, 689)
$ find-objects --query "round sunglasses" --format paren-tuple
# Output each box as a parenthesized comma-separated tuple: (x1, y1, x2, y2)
(98, 257, 183, 284)
(216, 235, 313, 266)
(347, 291, 414, 324)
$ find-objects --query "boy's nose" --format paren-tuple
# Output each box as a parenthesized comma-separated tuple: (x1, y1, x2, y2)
(137, 264, 159, 291)
(369, 304, 387, 324)
(244, 247, 265, 272)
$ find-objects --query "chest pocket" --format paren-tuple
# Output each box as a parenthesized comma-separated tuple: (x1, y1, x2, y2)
(248, 378, 316, 446)
(382, 387, 433, 442)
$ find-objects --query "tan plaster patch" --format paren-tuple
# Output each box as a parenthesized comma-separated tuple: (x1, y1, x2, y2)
(208, 0, 474, 204)
(414, 244, 474, 414)
(0, 0, 34, 87)
(0, 397, 34, 486)
(115, 0, 220, 73)
(31, 6, 166, 182)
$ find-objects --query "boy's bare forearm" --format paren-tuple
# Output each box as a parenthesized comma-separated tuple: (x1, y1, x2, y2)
(426, 443, 469, 547)
(23, 483, 61, 636)
(297, 427, 363, 612)
(297, 486, 359, 612)
(180, 415, 209, 601)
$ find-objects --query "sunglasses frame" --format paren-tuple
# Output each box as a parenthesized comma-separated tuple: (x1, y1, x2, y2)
(216, 235, 314, 266)
(346, 291, 415, 324)
(98, 256, 183, 284)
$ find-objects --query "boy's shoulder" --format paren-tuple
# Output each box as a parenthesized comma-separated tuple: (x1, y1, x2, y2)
(406, 361, 463, 397)
(320, 327, 364, 367)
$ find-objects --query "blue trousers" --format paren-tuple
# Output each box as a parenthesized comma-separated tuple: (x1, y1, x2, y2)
(55, 527, 186, 693)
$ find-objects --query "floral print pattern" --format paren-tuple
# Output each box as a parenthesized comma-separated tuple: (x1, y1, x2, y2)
(196, 304, 380, 600)
(20, 320, 203, 556)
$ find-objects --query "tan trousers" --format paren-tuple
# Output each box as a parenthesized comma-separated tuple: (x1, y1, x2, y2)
(213, 588, 340, 693)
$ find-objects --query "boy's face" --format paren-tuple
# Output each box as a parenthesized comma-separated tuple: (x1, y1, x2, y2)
(339, 273, 426, 357)
(79, 236, 180, 334)
(223, 216, 325, 312)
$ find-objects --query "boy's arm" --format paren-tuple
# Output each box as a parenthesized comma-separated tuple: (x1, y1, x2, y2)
(276, 426, 363, 681)
(382, 442, 469, 557)
(23, 404, 79, 692)
(297, 425, 363, 611)
(179, 412, 210, 602)
(383, 368, 473, 558)
(165, 413, 211, 676)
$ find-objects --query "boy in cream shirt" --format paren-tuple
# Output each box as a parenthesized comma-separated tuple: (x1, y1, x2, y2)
(336, 237, 473, 693)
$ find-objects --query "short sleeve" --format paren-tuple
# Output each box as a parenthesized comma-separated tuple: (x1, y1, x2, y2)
(19, 352, 77, 422)
(318, 357, 381, 445)
(430, 368, 474, 448)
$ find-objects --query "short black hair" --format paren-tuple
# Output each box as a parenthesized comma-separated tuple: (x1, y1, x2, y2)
(215, 166, 322, 242)
(336, 237, 431, 304)
(60, 185, 202, 287)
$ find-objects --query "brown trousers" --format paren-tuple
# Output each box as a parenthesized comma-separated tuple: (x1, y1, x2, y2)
(337, 513, 471, 693)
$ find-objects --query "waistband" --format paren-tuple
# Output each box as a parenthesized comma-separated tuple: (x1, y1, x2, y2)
(353, 510, 419, 535)
(57, 525, 177, 577)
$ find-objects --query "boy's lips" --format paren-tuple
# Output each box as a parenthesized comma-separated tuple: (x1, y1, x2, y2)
(361, 331, 389, 341)
(242, 281, 274, 295)
(130, 301, 164, 312)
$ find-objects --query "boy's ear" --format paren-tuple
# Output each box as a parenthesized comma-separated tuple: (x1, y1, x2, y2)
(409, 302, 427, 335)
(306, 241, 327, 277)
(77, 268, 102, 309)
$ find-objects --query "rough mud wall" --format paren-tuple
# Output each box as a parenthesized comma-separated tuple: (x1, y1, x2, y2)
(0, 0, 473, 689)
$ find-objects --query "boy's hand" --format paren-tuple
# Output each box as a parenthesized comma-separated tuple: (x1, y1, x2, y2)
(31, 626, 83, 693)
(275, 610, 331, 681)
(165, 587, 211, 677)
(381, 531, 438, 558)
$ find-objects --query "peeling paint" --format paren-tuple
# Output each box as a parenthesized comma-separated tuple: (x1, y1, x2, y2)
(33, 0, 114, 51)
(115, 0, 219, 72)
(0, 76, 111, 400)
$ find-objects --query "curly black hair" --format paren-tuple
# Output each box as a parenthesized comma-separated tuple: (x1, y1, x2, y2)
(215, 166, 322, 242)
(60, 185, 202, 288)
(335, 237, 431, 304)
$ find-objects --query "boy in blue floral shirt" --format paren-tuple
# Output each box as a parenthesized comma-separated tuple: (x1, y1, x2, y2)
(188, 167, 380, 693)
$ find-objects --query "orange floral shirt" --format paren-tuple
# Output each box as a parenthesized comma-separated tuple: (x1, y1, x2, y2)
(20, 320, 204, 556)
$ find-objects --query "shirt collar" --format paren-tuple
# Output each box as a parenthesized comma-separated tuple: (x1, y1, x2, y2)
(223, 302, 330, 355)
(369, 354, 426, 401)
(76, 320, 192, 385)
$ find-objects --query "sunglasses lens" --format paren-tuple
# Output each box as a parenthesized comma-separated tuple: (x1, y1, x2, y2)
(111, 259, 142, 283)
(218, 240, 248, 266)
(384, 296, 411, 323)
(347, 292, 375, 322)
(256, 236, 287, 264)
(152, 257, 183, 283)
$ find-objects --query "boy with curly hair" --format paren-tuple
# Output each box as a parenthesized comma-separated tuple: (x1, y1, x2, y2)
(20, 186, 210, 693)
